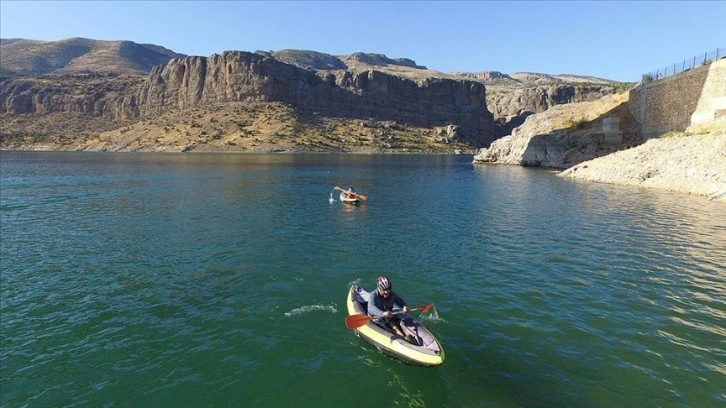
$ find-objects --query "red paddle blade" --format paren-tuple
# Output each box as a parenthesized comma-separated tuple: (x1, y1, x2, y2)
(345, 314, 373, 329)
(417, 304, 433, 313)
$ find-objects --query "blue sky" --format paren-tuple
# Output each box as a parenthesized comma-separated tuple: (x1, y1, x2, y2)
(1, 1, 724, 82)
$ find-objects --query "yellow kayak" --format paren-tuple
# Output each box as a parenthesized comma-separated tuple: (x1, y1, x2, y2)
(345, 285, 445, 366)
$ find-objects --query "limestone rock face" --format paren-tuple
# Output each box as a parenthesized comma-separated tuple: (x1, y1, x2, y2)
(0, 74, 144, 120)
(1, 51, 495, 147)
(135, 51, 494, 146)
(473, 93, 636, 168)
(488, 85, 615, 118)
(452, 70, 623, 138)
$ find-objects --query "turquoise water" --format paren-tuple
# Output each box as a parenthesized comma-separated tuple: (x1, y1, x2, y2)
(1, 151, 724, 407)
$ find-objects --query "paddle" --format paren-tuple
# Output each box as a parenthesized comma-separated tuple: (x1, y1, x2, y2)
(334, 186, 367, 201)
(344, 304, 433, 330)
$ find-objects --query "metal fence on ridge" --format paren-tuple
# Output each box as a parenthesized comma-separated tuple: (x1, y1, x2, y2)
(642, 47, 724, 83)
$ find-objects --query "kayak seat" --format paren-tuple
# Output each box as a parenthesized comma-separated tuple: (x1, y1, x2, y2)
(351, 285, 370, 315)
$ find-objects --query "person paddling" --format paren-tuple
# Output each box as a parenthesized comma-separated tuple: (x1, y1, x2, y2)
(367, 276, 411, 337)
(344, 186, 357, 199)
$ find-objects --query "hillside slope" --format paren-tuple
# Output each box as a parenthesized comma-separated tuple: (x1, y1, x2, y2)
(0, 37, 185, 76)
(0, 38, 635, 155)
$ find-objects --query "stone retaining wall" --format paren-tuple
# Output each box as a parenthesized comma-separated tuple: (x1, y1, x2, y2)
(629, 58, 726, 138)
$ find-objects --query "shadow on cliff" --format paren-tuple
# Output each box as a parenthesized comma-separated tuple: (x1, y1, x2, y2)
(493, 112, 534, 139)
(519, 99, 640, 169)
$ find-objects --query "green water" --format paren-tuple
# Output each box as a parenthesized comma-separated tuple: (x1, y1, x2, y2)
(1, 152, 724, 407)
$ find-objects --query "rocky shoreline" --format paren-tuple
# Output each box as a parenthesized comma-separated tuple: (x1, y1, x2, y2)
(558, 128, 725, 202)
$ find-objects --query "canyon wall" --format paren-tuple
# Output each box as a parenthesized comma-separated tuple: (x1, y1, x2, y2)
(1, 51, 496, 147)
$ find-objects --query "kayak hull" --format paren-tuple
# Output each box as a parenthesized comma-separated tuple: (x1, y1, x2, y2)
(339, 193, 360, 205)
(346, 285, 445, 366)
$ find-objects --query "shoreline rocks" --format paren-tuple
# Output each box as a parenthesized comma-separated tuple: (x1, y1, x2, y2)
(558, 130, 725, 202)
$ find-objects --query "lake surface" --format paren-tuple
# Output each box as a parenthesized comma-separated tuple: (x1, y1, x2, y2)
(1, 151, 724, 408)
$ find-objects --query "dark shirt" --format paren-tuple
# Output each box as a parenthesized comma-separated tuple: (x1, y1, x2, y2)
(367, 289, 407, 318)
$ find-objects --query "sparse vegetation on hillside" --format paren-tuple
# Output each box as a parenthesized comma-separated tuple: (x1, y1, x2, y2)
(0, 37, 638, 154)
(0, 37, 185, 76)
(0, 67, 19, 80)
(1, 99, 470, 153)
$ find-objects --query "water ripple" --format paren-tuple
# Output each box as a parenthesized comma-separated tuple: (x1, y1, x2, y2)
(2, 152, 725, 407)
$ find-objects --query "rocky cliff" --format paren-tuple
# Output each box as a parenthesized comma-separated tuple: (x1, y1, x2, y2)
(453, 70, 629, 137)
(486, 84, 618, 119)
(472, 59, 726, 201)
(135, 51, 493, 145)
(474, 58, 725, 171)
(1, 50, 495, 150)
(1, 73, 144, 119)
(487, 84, 620, 138)
(0, 38, 633, 153)
(472, 92, 638, 168)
